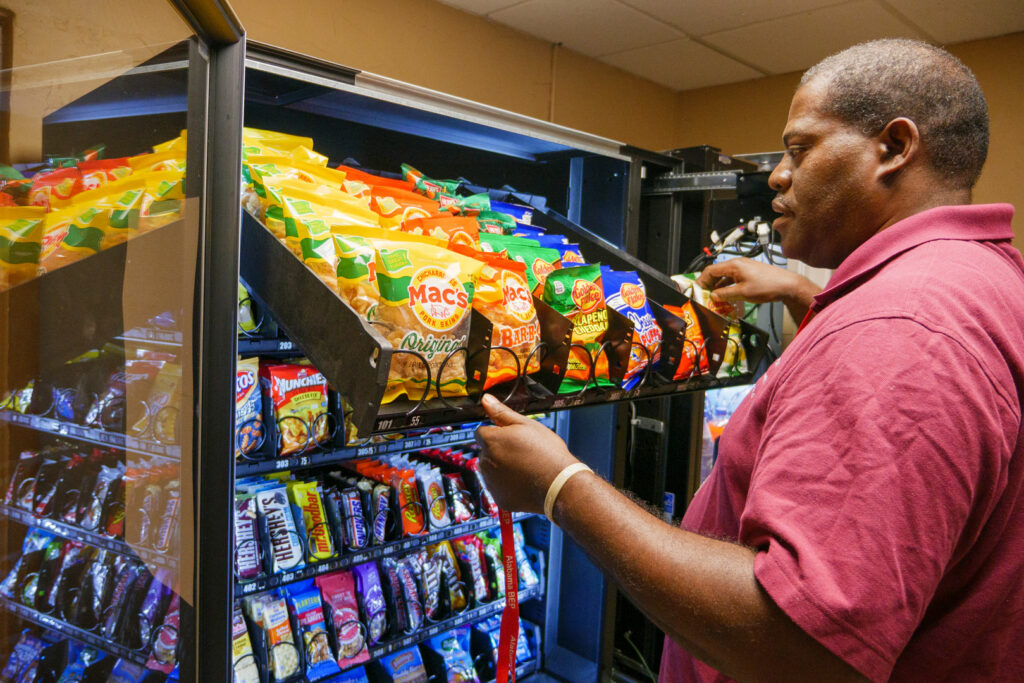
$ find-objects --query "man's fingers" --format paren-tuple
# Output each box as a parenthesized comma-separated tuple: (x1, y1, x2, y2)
(709, 284, 746, 302)
(480, 393, 530, 426)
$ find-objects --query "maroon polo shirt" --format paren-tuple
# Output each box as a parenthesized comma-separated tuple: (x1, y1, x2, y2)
(660, 204, 1024, 682)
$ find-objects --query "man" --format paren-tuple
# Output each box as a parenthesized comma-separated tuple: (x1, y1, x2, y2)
(475, 38, 1024, 682)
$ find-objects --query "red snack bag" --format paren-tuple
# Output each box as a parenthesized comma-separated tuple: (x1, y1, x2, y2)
(336, 164, 415, 194)
(316, 570, 370, 669)
(29, 167, 82, 210)
(260, 361, 329, 456)
(663, 302, 710, 379)
(78, 158, 132, 191)
(0, 192, 16, 207)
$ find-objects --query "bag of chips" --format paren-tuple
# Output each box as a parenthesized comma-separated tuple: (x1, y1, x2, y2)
(400, 164, 462, 201)
(232, 605, 261, 683)
(129, 150, 187, 174)
(673, 271, 745, 319)
(263, 597, 301, 682)
(368, 186, 440, 228)
(0, 207, 44, 290)
(401, 215, 479, 249)
(78, 158, 132, 191)
(718, 320, 748, 378)
(260, 362, 329, 456)
(475, 211, 516, 235)
(663, 302, 710, 379)
(486, 234, 562, 296)
(236, 356, 263, 458)
(316, 570, 370, 669)
(424, 627, 479, 683)
(601, 267, 661, 390)
(261, 177, 378, 246)
(138, 170, 185, 232)
(543, 264, 614, 393)
(286, 584, 341, 680)
(336, 164, 414, 194)
(450, 246, 540, 388)
(39, 197, 109, 272)
(242, 127, 315, 159)
(29, 167, 82, 210)
(369, 236, 484, 403)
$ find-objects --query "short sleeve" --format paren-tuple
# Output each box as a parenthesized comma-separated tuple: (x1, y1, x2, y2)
(742, 317, 1017, 682)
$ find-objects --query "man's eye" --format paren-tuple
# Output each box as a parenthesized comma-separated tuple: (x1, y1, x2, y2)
(787, 145, 808, 158)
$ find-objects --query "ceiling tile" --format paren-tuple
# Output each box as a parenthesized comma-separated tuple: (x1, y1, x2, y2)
(489, 0, 683, 57)
(602, 38, 764, 90)
(886, 0, 1024, 44)
(702, 0, 928, 75)
(617, 0, 846, 38)
(433, 0, 526, 15)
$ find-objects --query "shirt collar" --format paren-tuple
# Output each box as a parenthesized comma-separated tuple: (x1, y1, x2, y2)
(811, 203, 1016, 311)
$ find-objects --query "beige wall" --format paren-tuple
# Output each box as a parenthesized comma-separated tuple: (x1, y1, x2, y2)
(675, 32, 1024, 249)
(231, 0, 681, 151)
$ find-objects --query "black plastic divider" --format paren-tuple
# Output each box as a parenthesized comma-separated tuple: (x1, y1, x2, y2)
(235, 512, 534, 597)
(0, 503, 177, 572)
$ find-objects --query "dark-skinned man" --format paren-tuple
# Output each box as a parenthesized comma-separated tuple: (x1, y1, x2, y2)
(475, 38, 1024, 682)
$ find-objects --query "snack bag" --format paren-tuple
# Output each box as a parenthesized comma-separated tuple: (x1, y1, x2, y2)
(673, 271, 745, 319)
(261, 176, 378, 245)
(232, 605, 261, 683)
(53, 176, 147, 248)
(601, 267, 661, 390)
(286, 585, 341, 680)
(370, 237, 483, 402)
(425, 628, 479, 683)
(400, 215, 479, 249)
(235, 356, 263, 458)
(336, 163, 414, 194)
(490, 236, 562, 296)
(663, 302, 710, 379)
(477, 232, 537, 257)
(470, 210, 512, 236)
(449, 247, 540, 388)
(138, 170, 185, 232)
(242, 127, 315, 159)
(543, 264, 613, 393)
(263, 597, 301, 682)
(427, 541, 467, 613)
(401, 164, 462, 201)
(39, 200, 107, 272)
(244, 154, 345, 191)
(133, 361, 182, 443)
(378, 646, 428, 683)
(353, 561, 388, 645)
(332, 232, 379, 319)
(453, 536, 490, 605)
(0, 207, 44, 290)
(260, 362, 329, 456)
(29, 167, 82, 209)
(78, 158, 132, 191)
(718, 320, 748, 378)
(512, 523, 541, 588)
(368, 186, 441, 228)
(239, 282, 259, 334)
(316, 570, 370, 669)
(129, 150, 187, 175)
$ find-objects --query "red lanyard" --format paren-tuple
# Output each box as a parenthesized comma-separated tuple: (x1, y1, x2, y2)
(495, 508, 520, 683)
(796, 307, 817, 336)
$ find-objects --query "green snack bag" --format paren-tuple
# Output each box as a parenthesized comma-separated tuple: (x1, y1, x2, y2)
(475, 210, 517, 235)
(543, 264, 613, 393)
(503, 242, 562, 296)
(401, 163, 462, 199)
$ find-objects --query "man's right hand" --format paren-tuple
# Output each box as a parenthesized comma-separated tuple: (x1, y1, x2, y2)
(695, 258, 821, 322)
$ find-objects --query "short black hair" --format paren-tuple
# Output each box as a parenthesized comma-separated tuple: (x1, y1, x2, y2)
(802, 39, 989, 190)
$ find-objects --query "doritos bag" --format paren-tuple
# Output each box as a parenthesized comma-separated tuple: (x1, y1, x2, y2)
(543, 264, 613, 393)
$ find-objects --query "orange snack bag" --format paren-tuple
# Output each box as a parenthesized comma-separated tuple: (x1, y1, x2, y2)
(368, 186, 440, 228)
(400, 215, 479, 249)
(663, 302, 710, 379)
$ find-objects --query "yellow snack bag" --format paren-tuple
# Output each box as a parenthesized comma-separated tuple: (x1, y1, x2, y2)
(242, 127, 314, 159)
(244, 155, 347, 209)
(101, 176, 147, 247)
(0, 207, 45, 290)
(152, 132, 187, 154)
(368, 235, 484, 403)
(332, 231, 379, 319)
(40, 198, 109, 272)
(263, 177, 379, 249)
(129, 150, 186, 174)
(288, 145, 329, 167)
(138, 170, 186, 232)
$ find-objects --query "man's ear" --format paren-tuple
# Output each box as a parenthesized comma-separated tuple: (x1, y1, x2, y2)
(876, 117, 920, 183)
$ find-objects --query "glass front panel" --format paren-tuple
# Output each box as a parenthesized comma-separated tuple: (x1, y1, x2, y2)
(0, 1, 197, 678)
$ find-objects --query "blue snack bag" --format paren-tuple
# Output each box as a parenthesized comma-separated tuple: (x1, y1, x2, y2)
(600, 267, 662, 390)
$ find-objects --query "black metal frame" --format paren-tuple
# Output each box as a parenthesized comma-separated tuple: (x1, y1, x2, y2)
(171, 2, 244, 681)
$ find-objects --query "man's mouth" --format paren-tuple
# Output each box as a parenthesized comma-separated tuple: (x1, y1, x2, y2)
(771, 199, 791, 215)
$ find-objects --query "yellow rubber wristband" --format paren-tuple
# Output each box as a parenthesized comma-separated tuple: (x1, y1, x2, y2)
(544, 463, 592, 523)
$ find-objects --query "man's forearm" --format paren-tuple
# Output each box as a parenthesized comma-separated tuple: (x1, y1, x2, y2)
(551, 471, 866, 682)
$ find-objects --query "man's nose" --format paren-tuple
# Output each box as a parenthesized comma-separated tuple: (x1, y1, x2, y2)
(769, 161, 792, 192)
